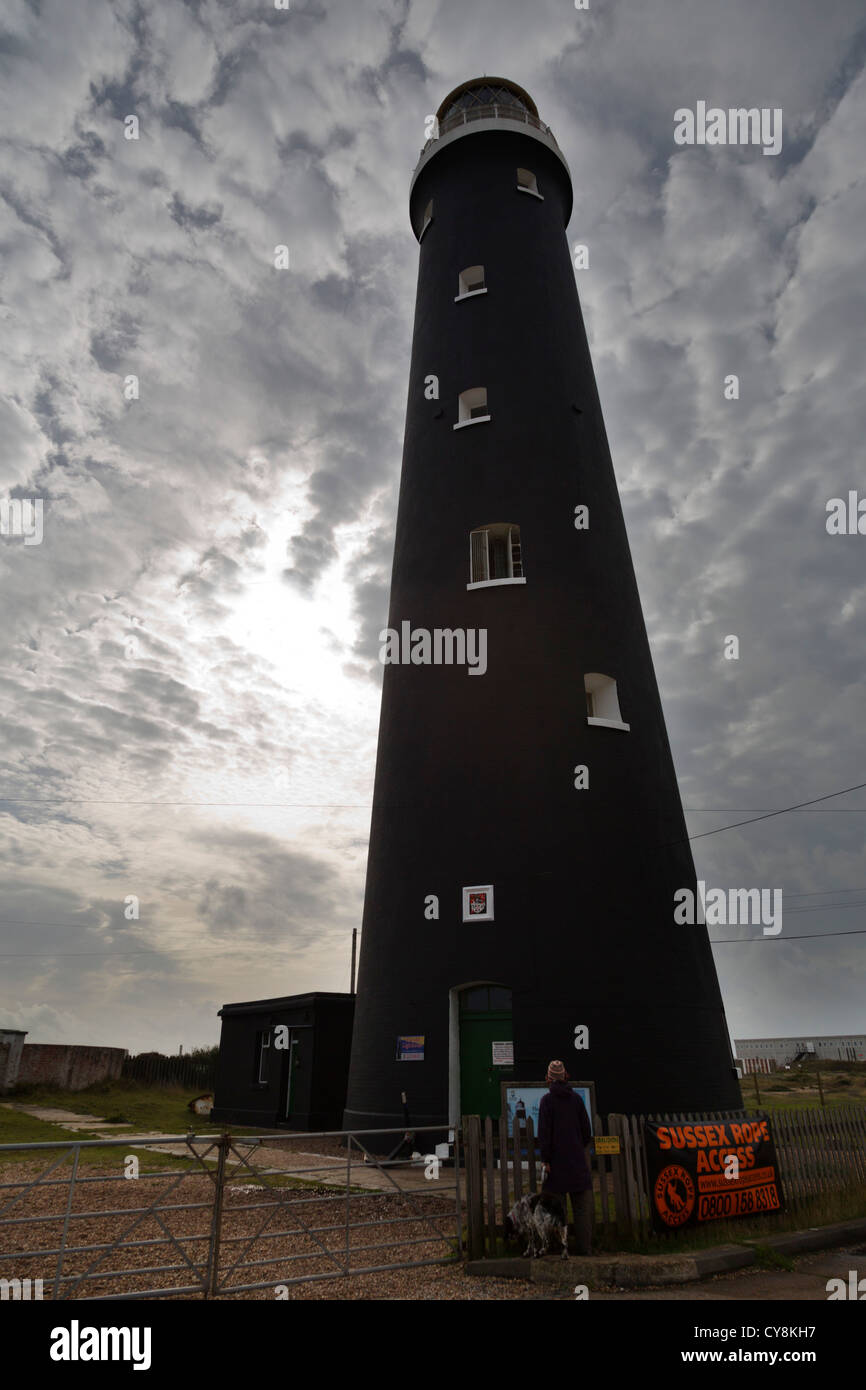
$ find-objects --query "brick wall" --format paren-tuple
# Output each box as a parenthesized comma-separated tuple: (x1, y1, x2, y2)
(16, 1045, 126, 1091)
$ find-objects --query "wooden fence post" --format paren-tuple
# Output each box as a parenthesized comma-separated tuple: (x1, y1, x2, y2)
(526, 1116, 537, 1193)
(512, 1115, 524, 1202)
(484, 1116, 497, 1254)
(498, 1115, 510, 1230)
(608, 1115, 632, 1240)
(594, 1112, 609, 1236)
(463, 1115, 484, 1259)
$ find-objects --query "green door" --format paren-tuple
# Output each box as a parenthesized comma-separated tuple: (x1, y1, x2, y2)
(459, 985, 513, 1119)
(283, 1033, 300, 1119)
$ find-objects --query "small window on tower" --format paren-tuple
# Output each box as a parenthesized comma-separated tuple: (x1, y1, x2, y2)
(420, 199, 433, 239)
(468, 524, 526, 589)
(584, 673, 630, 731)
(454, 387, 490, 429)
(516, 168, 543, 199)
(456, 265, 487, 300)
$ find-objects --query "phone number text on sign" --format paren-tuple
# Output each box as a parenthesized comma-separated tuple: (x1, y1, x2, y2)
(698, 1182, 781, 1221)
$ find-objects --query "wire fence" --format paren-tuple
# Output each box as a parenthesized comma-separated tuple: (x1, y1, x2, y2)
(120, 1053, 218, 1091)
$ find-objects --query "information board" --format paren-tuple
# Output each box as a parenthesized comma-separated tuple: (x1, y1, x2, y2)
(644, 1117, 783, 1231)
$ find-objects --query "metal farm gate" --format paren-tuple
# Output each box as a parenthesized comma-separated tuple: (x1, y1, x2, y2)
(0, 1127, 461, 1299)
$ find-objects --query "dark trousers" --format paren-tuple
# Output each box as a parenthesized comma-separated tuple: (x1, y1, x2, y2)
(568, 1189, 594, 1255)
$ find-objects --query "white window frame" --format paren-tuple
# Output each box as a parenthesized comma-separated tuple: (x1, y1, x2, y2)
(467, 524, 526, 590)
(584, 673, 630, 731)
(257, 1030, 270, 1084)
(462, 884, 495, 923)
(454, 387, 490, 430)
(455, 265, 487, 302)
(516, 167, 543, 200)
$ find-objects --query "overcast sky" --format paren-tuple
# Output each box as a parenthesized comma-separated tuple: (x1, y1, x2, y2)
(0, 0, 864, 1056)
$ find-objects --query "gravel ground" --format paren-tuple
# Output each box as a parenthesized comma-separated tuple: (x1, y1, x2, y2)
(0, 1158, 539, 1301)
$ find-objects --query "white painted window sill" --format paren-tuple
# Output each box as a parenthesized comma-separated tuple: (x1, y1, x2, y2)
(454, 288, 488, 302)
(466, 577, 527, 591)
(517, 186, 544, 200)
(586, 716, 631, 732)
(453, 415, 491, 430)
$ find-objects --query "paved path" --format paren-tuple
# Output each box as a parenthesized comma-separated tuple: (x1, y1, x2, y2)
(579, 1248, 866, 1300)
(1, 1101, 136, 1131)
(1, 1103, 449, 1194)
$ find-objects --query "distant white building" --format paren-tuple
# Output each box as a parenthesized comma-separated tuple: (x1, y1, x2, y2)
(735, 1034, 866, 1073)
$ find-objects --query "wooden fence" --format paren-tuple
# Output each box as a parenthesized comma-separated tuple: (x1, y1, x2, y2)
(460, 1105, 866, 1257)
(121, 1052, 218, 1090)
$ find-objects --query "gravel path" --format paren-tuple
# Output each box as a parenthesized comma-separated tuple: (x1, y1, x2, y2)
(0, 1158, 541, 1301)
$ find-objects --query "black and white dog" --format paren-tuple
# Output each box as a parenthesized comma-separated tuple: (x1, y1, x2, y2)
(505, 1192, 569, 1258)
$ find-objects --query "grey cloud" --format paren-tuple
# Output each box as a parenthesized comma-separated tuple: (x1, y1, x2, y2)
(0, 0, 863, 1050)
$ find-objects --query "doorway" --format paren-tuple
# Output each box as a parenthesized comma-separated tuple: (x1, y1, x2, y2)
(458, 984, 513, 1120)
(282, 1031, 301, 1120)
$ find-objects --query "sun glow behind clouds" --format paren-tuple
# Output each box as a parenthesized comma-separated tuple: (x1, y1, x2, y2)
(223, 510, 362, 704)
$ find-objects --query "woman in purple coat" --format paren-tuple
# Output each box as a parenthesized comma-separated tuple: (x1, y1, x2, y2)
(537, 1060, 594, 1255)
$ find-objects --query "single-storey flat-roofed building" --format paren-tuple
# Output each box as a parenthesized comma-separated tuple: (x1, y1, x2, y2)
(735, 1034, 866, 1073)
(212, 993, 355, 1131)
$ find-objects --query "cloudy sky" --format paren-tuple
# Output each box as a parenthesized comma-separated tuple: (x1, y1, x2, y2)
(0, 0, 864, 1056)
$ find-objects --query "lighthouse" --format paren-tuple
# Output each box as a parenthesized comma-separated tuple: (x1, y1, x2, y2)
(343, 78, 742, 1133)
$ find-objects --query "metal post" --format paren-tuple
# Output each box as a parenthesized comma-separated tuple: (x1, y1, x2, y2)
(453, 1124, 463, 1258)
(345, 1134, 352, 1271)
(350, 928, 357, 994)
(52, 1144, 80, 1301)
(204, 1133, 230, 1298)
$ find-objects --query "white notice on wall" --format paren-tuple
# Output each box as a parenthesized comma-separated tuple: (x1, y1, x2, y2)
(492, 1041, 514, 1065)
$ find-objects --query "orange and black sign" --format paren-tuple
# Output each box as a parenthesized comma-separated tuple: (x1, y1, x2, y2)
(644, 1118, 783, 1231)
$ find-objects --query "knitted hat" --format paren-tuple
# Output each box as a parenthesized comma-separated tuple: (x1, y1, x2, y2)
(546, 1059, 568, 1082)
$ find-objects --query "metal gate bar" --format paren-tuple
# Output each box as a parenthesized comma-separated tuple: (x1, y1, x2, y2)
(0, 1124, 462, 1299)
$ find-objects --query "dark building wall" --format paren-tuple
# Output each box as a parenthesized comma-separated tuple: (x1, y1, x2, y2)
(212, 994, 354, 1131)
(345, 103, 742, 1130)
(310, 997, 358, 1129)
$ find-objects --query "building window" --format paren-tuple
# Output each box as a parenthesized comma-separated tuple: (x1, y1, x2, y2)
(516, 167, 543, 199)
(468, 524, 526, 589)
(462, 884, 494, 922)
(455, 265, 487, 301)
(420, 199, 433, 239)
(256, 1030, 270, 1084)
(584, 673, 630, 731)
(459, 984, 512, 1012)
(454, 387, 490, 430)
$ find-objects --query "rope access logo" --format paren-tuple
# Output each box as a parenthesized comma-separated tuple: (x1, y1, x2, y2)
(653, 1164, 696, 1227)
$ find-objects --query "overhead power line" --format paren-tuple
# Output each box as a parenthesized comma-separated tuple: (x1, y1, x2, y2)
(684, 780, 866, 842)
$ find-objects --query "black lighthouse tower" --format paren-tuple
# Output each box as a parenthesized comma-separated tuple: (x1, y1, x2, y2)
(344, 78, 742, 1132)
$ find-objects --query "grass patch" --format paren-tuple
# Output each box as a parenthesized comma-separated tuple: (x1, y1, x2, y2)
(740, 1060, 866, 1110)
(749, 1244, 796, 1271)
(0, 1100, 377, 1189)
(0, 1107, 204, 1173)
(6, 1081, 227, 1136)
